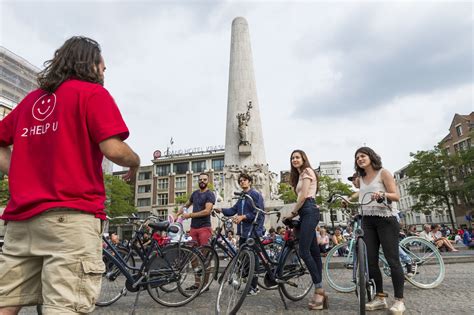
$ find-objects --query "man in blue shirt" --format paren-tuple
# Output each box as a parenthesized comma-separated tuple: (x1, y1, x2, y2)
(177, 173, 216, 246)
(216, 173, 265, 295)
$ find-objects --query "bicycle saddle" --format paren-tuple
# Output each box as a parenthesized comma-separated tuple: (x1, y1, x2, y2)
(148, 221, 170, 232)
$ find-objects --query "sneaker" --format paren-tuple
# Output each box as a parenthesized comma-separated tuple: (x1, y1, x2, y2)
(365, 297, 388, 311)
(405, 264, 414, 278)
(389, 300, 406, 314)
(247, 287, 260, 296)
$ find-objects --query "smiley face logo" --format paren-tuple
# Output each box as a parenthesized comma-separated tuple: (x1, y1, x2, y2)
(32, 93, 56, 121)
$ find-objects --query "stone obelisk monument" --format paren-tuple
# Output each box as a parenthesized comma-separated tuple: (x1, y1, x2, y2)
(223, 17, 275, 204)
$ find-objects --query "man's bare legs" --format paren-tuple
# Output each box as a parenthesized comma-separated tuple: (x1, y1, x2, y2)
(0, 306, 22, 315)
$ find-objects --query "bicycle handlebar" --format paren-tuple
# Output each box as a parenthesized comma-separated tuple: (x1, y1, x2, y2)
(327, 192, 392, 209)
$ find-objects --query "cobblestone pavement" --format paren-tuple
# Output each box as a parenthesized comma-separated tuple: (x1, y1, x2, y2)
(19, 261, 474, 315)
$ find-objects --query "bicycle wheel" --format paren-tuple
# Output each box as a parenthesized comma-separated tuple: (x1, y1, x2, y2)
(96, 247, 135, 306)
(279, 247, 313, 301)
(399, 236, 445, 289)
(323, 242, 356, 293)
(356, 239, 367, 315)
(216, 249, 255, 315)
(200, 245, 219, 293)
(147, 245, 205, 307)
(257, 241, 283, 290)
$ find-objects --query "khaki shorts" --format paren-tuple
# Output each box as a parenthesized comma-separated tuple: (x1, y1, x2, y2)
(0, 209, 105, 314)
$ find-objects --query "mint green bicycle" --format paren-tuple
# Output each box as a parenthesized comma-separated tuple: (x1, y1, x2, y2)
(324, 195, 445, 294)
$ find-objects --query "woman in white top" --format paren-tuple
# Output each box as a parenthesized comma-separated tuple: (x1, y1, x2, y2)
(284, 149, 327, 310)
(355, 147, 405, 314)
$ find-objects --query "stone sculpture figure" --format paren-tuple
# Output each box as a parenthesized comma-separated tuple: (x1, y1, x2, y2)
(237, 101, 252, 145)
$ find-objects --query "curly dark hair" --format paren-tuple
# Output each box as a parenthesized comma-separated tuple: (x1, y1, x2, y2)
(289, 149, 320, 194)
(238, 173, 253, 183)
(37, 36, 103, 93)
(354, 147, 382, 177)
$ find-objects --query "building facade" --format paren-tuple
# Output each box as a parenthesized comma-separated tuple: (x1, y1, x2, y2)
(440, 112, 473, 225)
(134, 149, 225, 221)
(394, 165, 451, 228)
(319, 161, 342, 182)
(0, 46, 40, 109)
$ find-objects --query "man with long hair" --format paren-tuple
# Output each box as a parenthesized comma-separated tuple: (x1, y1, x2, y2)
(0, 36, 140, 314)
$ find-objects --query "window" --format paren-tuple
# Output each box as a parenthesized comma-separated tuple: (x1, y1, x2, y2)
(212, 159, 224, 171)
(173, 162, 188, 175)
(176, 192, 187, 199)
(157, 178, 168, 190)
(157, 209, 168, 221)
(137, 211, 150, 220)
(156, 164, 170, 176)
(175, 177, 186, 190)
(137, 185, 151, 193)
(138, 172, 151, 180)
(157, 194, 168, 206)
(455, 125, 462, 137)
(137, 198, 151, 207)
(331, 213, 338, 222)
(192, 175, 200, 189)
(415, 216, 421, 224)
(192, 160, 206, 173)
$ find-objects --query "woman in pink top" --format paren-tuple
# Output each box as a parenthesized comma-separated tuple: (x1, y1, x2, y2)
(284, 149, 327, 310)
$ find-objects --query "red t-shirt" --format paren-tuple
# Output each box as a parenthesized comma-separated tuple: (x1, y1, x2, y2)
(0, 79, 129, 221)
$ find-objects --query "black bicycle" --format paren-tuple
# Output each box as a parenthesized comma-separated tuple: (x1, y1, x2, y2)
(216, 192, 313, 314)
(198, 210, 238, 292)
(97, 215, 206, 312)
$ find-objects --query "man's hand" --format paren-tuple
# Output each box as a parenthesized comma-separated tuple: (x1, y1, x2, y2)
(214, 208, 221, 213)
(232, 215, 246, 224)
(122, 166, 138, 182)
(182, 212, 192, 219)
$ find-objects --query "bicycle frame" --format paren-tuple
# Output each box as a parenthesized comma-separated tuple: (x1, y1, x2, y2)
(102, 221, 190, 291)
(234, 192, 301, 286)
(209, 212, 237, 258)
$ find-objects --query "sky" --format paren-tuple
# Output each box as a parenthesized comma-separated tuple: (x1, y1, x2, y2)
(1, 0, 472, 181)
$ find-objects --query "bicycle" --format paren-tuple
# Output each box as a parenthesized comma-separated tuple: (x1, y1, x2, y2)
(216, 191, 313, 314)
(96, 215, 206, 312)
(324, 196, 445, 294)
(197, 210, 238, 293)
(324, 193, 378, 315)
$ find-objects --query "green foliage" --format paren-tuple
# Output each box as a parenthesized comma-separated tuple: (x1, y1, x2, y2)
(279, 183, 297, 204)
(406, 146, 460, 227)
(104, 174, 136, 218)
(175, 193, 189, 205)
(317, 175, 354, 211)
(0, 177, 9, 206)
(450, 144, 474, 206)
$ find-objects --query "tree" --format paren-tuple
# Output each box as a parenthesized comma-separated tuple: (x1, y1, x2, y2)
(279, 183, 297, 204)
(316, 175, 354, 209)
(0, 177, 9, 206)
(450, 143, 474, 208)
(174, 193, 190, 213)
(104, 174, 136, 218)
(406, 147, 456, 229)
(316, 175, 354, 231)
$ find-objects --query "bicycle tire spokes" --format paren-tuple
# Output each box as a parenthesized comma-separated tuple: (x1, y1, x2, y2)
(216, 250, 254, 315)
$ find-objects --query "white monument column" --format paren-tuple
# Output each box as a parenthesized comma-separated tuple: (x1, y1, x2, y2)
(223, 17, 270, 203)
